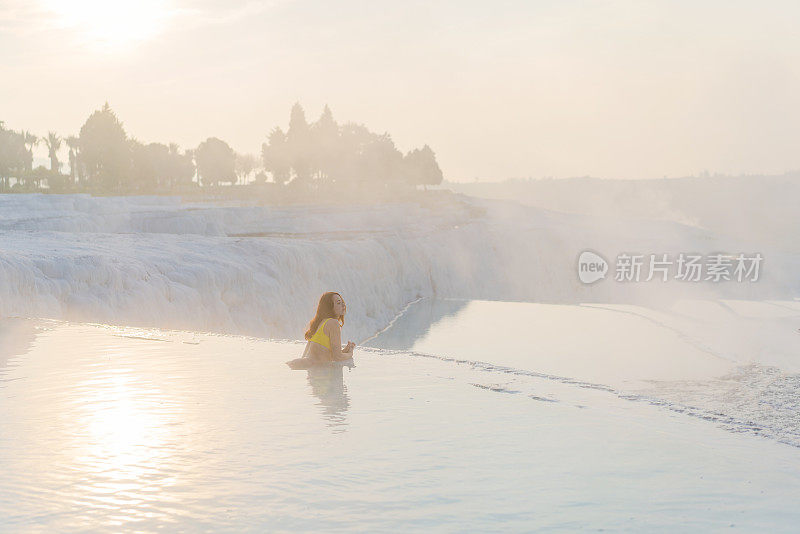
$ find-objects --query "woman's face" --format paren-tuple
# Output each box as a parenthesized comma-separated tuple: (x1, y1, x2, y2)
(332, 294, 346, 316)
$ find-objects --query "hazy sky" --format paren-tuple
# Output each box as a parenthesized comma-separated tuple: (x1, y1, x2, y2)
(2, 0, 800, 181)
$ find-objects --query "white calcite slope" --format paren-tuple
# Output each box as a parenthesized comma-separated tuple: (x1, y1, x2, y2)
(0, 193, 797, 342)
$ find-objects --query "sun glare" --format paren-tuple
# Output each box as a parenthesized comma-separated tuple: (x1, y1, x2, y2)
(41, 0, 172, 51)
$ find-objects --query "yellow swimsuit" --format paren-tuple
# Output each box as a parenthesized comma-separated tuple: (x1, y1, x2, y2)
(309, 318, 334, 349)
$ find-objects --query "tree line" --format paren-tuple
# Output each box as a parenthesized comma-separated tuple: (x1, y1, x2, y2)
(0, 103, 443, 194)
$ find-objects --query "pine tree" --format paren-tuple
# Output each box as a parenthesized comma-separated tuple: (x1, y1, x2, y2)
(287, 102, 312, 185)
(78, 102, 131, 192)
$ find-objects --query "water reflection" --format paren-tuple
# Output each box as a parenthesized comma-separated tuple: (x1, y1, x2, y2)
(0, 323, 187, 529)
(3, 316, 800, 531)
(366, 298, 743, 387)
(364, 298, 468, 350)
(0, 318, 40, 377)
(70, 368, 180, 502)
(306, 362, 353, 431)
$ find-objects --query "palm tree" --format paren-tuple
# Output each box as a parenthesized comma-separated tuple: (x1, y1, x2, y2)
(44, 132, 62, 172)
(65, 135, 79, 184)
(184, 148, 197, 185)
(22, 131, 38, 172)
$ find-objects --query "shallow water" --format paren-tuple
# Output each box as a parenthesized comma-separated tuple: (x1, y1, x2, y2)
(368, 298, 800, 448)
(2, 302, 800, 531)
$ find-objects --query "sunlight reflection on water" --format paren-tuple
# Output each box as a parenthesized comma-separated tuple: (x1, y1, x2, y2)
(2, 313, 800, 531)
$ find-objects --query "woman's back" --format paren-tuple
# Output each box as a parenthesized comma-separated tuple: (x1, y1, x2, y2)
(308, 318, 333, 350)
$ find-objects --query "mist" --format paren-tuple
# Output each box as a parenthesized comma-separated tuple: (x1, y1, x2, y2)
(3, 1, 800, 530)
(3, 1, 800, 181)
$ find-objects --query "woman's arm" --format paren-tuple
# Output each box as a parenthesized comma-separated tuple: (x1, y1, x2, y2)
(326, 320, 354, 361)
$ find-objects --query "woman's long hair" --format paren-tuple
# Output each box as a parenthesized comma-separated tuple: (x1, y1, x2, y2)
(304, 292, 345, 340)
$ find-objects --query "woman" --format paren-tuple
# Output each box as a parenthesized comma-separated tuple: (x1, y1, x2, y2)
(287, 292, 355, 369)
